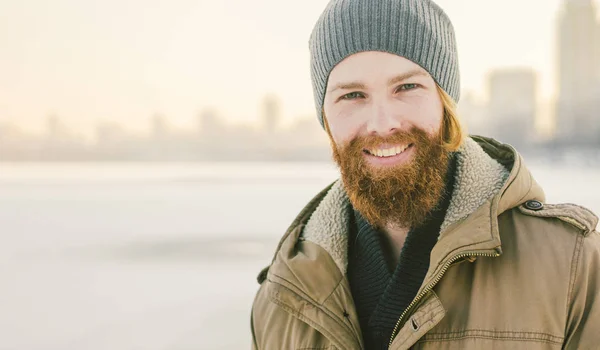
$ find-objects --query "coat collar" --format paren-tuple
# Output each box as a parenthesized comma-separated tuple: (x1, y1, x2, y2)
(301, 136, 525, 275)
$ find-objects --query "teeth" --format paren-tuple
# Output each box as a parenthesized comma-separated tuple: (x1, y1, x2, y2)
(369, 144, 409, 158)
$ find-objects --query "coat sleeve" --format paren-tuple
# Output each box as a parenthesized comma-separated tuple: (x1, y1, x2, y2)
(563, 231, 600, 349)
(250, 284, 264, 350)
(250, 308, 258, 350)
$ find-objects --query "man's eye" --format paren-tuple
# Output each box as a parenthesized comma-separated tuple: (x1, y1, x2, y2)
(340, 92, 364, 100)
(397, 83, 418, 91)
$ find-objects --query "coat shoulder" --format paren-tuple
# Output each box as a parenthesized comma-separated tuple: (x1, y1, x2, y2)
(517, 200, 599, 237)
(254, 181, 338, 285)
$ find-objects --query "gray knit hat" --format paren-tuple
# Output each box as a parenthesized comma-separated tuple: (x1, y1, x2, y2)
(309, 0, 461, 128)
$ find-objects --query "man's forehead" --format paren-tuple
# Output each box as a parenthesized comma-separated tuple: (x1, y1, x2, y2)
(327, 52, 430, 85)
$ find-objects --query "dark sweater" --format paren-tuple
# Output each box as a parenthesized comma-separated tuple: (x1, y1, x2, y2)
(347, 156, 456, 349)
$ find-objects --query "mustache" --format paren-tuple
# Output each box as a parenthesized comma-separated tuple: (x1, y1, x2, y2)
(342, 128, 431, 153)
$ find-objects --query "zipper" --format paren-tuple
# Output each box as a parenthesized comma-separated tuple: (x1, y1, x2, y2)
(388, 248, 501, 348)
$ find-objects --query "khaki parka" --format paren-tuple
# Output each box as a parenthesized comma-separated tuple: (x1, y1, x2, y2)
(251, 136, 600, 349)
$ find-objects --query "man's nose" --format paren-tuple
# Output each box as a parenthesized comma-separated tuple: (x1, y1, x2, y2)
(365, 103, 404, 137)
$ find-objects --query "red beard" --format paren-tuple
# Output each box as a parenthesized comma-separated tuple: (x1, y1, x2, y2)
(330, 127, 450, 230)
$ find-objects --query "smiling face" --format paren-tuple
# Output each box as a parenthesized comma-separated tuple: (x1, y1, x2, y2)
(323, 51, 453, 229)
(323, 51, 445, 167)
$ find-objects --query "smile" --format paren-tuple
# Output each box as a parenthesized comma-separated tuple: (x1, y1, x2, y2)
(365, 144, 412, 158)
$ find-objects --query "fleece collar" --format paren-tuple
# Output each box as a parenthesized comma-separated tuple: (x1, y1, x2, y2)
(301, 137, 511, 274)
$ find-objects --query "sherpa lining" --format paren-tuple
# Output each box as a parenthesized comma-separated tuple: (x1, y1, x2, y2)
(301, 137, 510, 274)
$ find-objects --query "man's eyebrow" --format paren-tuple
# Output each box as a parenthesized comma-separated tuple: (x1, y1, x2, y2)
(327, 81, 367, 93)
(386, 70, 429, 85)
(327, 70, 429, 94)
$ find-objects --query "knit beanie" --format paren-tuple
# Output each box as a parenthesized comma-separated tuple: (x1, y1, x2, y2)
(309, 0, 461, 128)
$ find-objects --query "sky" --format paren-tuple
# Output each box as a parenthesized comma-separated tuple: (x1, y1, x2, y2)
(0, 0, 596, 137)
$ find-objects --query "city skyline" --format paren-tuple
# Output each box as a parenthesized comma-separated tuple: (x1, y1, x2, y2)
(1, 0, 598, 138)
(2, 75, 599, 163)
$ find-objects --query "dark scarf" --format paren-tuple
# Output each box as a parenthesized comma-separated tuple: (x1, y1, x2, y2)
(347, 154, 457, 350)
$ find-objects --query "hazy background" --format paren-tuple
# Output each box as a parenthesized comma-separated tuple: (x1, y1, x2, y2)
(1, 0, 600, 349)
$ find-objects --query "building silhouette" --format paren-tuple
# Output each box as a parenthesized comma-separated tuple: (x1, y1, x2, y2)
(486, 68, 538, 149)
(198, 108, 222, 137)
(457, 92, 490, 137)
(95, 121, 126, 144)
(45, 114, 68, 140)
(555, 0, 600, 144)
(151, 113, 169, 140)
(261, 95, 281, 134)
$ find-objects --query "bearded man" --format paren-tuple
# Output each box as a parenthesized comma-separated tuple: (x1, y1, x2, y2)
(250, 0, 600, 349)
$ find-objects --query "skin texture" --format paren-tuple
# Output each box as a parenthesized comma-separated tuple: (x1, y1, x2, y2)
(322, 51, 451, 262)
(323, 51, 444, 152)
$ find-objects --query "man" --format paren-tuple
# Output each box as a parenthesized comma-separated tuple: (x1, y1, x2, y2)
(250, 0, 600, 349)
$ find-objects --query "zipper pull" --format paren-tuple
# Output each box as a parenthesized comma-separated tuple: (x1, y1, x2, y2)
(465, 256, 477, 263)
